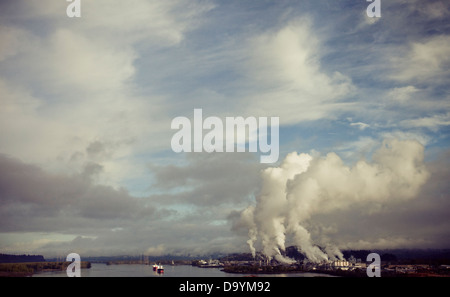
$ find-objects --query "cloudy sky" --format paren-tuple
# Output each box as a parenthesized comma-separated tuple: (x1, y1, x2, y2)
(0, 0, 449, 259)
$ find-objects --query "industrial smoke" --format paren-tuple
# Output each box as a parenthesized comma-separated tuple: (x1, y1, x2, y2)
(238, 138, 429, 263)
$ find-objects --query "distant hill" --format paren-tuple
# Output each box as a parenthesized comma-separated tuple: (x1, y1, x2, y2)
(0, 253, 45, 263)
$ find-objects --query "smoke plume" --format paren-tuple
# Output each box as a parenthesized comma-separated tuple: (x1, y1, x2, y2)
(238, 138, 429, 262)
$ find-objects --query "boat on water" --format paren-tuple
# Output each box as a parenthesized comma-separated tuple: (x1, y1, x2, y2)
(152, 263, 164, 274)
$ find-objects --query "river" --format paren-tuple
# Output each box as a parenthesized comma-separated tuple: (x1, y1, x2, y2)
(32, 263, 335, 277)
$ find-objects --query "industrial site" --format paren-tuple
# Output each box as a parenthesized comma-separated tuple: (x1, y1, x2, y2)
(199, 248, 450, 277)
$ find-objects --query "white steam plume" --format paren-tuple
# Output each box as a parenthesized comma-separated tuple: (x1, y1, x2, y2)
(239, 138, 429, 262)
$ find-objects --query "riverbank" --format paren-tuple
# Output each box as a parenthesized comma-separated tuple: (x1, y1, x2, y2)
(222, 265, 344, 276)
(0, 261, 91, 277)
(222, 265, 450, 277)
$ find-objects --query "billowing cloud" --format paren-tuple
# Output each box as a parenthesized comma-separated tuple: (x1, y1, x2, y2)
(242, 19, 354, 124)
(0, 0, 213, 192)
(235, 139, 431, 262)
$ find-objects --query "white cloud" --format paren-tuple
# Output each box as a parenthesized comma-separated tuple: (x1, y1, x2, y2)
(242, 19, 354, 124)
(31, 29, 136, 94)
(0, 26, 32, 62)
(391, 36, 450, 83)
(420, 1, 450, 19)
(0, 1, 212, 189)
(378, 131, 432, 147)
(350, 122, 370, 130)
(78, 0, 213, 45)
(145, 244, 166, 257)
(386, 85, 419, 104)
(397, 0, 450, 20)
(400, 113, 450, 132)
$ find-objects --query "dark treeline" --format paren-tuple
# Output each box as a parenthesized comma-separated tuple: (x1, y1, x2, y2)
(0, 254, 45, 263)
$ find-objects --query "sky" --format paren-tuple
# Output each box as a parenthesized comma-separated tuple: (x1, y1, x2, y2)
(0, 0, 449, 259)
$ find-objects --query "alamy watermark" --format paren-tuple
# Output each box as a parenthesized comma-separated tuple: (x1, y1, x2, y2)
(66, 0, 81, 18)
(66, 252, 81, 277)
(366, 253, 381, 277)
(366, 0, 381, 18)
(65, 1, 380, 19)
(171, 109, 279, 164)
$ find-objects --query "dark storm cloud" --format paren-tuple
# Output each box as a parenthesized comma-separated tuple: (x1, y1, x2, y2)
(0, 153, 260, 256)
(0, 154, 157, 233)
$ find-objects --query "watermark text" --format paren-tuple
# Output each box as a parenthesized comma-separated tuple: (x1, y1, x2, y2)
(366, 0, 381, 18)
(171, 109, 279, 164)
(366, 253, 381, 277)
(66, 0, 81, 18)
(66, 253, 81, 277)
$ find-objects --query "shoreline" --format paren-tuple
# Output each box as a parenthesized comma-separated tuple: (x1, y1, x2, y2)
(221, 265, 343, 277)
(221, 266, 450, 277)
(0, 261, 91, 277)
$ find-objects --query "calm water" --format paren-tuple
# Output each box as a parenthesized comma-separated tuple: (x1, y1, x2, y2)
(33, 263, 335, 277)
